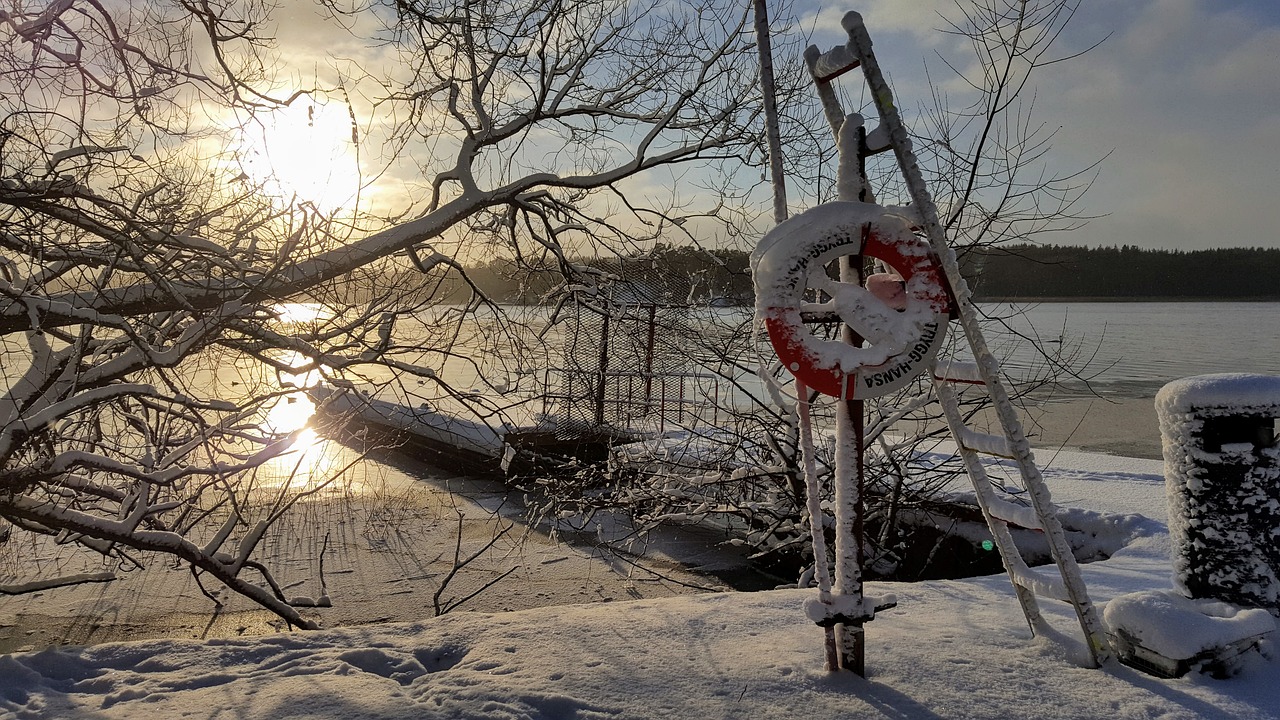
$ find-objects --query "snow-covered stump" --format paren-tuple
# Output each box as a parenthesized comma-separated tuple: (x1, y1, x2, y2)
(1156, 374, 1280, 614)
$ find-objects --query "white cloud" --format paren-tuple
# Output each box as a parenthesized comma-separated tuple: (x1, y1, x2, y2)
(250, 0, 1280, 250)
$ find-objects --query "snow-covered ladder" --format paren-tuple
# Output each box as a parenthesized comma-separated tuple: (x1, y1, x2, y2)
(806, 11, 1113, 667)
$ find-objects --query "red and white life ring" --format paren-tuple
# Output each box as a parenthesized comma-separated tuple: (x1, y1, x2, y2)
(753, 201, 950, 400)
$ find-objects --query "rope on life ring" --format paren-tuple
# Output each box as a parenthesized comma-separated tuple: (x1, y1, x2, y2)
(752, 201, 950, 400)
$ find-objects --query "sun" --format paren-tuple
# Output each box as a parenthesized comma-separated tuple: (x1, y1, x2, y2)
(236, 101, 361, 212)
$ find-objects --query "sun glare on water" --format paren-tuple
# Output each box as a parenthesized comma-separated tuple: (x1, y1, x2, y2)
(237, 101, 360, 212)
(273, 302, 336, 325)
(254, 346, 333, 493)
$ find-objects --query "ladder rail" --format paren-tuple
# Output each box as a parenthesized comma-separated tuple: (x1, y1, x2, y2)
(802, 45, 850, 137)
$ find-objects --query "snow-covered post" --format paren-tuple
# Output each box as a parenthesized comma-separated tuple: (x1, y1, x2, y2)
(833, 114, 870, 675)
(1156, 374, 1280, 614)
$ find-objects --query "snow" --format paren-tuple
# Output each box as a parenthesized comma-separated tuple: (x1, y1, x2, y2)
(957, 426, 1013, 458)
(796, 381, 836, 629)
(1155, 374, 1280, 416)
(1104, 590, 1275, 661)
(310, 384, 546, 459)
(4, 448, 1280, 719)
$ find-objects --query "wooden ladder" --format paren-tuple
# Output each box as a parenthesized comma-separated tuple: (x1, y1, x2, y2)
(805, 10, 1113, 667)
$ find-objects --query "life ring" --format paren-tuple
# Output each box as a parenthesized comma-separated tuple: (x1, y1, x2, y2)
(752, 201, 950, 400)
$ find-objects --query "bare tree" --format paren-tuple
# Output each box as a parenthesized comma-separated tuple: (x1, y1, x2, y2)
(0, 0, 773, 626)
(519, 0, 1110, 582)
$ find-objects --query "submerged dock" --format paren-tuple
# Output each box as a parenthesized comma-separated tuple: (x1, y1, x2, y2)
(310, 384, 631, 472)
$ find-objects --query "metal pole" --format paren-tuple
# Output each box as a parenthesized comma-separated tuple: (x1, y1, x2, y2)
(644, 304, 657, 409)
(595, 312, 610, 427)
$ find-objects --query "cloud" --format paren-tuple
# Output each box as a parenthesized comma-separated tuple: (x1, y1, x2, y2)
(1027, 0, 1280, 248)
(250, 0, 1280, 250)
(795, 0, 960, 57)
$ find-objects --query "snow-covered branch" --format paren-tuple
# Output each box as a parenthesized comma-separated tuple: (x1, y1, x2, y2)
(0, 0, 773, 629)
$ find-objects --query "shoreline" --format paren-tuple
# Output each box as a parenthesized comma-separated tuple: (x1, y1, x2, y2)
(914, 384, 1166, 461)
(1025, 394, 1164, 460)
(0, 453, 733, 655)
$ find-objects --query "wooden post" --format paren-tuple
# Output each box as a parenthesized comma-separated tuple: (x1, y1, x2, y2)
(753, 0, 788, 225)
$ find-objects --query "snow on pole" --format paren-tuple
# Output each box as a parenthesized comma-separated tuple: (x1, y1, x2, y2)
(832, 394, 864, 673)
(831, 101, 865, 676)
(796, 379, 840, 671)
(836, 115, 871, 204)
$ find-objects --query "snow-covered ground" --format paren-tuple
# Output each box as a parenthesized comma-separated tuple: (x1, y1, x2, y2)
(3, 449, 1278, 719)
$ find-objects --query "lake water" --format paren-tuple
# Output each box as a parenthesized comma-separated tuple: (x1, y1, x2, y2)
(949, 301, 1278, 458)
(983, 301, 1280, 397)
(7, 301, 1275, 648)
(388, 301, 1279, 457)
(675, 301, 1278, 457)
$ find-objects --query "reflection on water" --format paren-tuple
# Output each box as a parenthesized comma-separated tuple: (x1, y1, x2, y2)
(258, 396, 330, 492)
(272, 302, 336, 325)
(264, 393, 316, 434)
(254, 427, 386, 497)
(253, 338, 340, 493)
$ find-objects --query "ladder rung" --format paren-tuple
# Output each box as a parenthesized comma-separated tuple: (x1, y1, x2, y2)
(958, 427, 1012, 458)
(865, 124, 892, 155)
(985, 497, 1042, 531)
(933, 360, 986, 385)
(810, 45, 860, 82)
(1010, 564, 1071, 603)
(798, 309, 841, 324)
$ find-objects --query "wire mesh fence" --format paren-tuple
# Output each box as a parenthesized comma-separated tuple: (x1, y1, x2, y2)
(542, 284, 728, 434)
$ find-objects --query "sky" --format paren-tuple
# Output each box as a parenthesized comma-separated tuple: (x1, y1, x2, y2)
(793, 0, 1280, 251)
(253, 0, 1280, 253)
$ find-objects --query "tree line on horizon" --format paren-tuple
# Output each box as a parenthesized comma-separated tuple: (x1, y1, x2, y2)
(419, 243, 1280, 305)
(963, 245, 1280, 300)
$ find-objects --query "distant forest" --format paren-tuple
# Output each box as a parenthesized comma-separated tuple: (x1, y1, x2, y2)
(962, 245, 1280, 300)
(418, 244, 1280, 304)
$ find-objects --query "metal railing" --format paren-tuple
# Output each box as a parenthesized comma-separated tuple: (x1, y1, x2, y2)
(541, 367, 724, 434)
